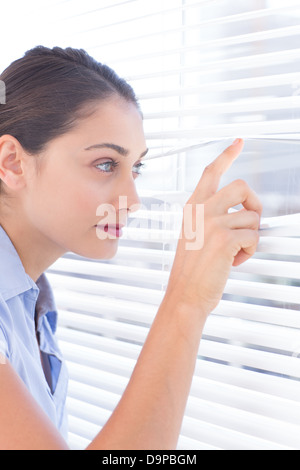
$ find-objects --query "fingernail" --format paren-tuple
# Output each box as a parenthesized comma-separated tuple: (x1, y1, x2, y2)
(232, 138, 241, 146)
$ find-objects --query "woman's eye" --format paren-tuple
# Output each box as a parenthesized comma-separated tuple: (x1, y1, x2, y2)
(95, 161, 119, 173)
(133, 162, 146, 176)
(95, 160, 145, 175)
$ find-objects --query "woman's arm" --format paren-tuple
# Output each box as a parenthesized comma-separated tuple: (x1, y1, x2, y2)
(87, 139, 262, 450)
(0, 139, 262, 449)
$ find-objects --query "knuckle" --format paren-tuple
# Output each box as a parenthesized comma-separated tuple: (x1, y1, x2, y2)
(204, 162, 214, 172)
(247, 231, 260, 254)
(203, 162, 220, 177)
(210, 224, 232, 247)
(203, 164, 214, 175)
(248, 229, 260, 247)
(223, 228, 235, 245)
(234, 179, 249, 193)
(249, 210, 261, 228)
(257, 199, 264, 216)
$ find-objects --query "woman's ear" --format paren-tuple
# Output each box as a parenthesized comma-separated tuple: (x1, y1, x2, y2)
(0, 135, 26, 191)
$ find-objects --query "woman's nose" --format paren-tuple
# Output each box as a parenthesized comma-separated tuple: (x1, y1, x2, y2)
(118, 181, 142, 215)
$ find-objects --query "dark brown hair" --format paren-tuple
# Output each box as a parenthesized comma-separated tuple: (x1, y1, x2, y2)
(0, 45, 139, 155)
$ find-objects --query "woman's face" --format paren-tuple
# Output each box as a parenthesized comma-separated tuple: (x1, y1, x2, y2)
(23, 97, 148, 259)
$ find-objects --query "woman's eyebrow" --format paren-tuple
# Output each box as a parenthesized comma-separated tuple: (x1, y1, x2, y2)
(85, 143, 148, 159)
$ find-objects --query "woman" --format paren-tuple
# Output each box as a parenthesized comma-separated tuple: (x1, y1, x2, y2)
(0, 46, 262, 450)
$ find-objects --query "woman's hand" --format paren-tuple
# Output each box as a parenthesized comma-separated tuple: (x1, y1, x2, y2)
(167, 139, 263, 318)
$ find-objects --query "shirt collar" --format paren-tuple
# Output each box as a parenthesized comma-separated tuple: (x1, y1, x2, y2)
(0, 225, 36, 301)
(35, 273, 58, 334)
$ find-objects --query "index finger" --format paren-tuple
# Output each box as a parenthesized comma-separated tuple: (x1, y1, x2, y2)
(192, 138, 244, 203)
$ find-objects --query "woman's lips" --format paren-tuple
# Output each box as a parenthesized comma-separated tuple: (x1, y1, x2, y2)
(96, 224, 124, 238)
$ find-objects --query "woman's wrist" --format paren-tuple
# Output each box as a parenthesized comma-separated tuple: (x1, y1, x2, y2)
(161, 283, 210, 339)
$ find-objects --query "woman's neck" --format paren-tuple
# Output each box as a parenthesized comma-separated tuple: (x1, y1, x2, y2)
(0, 214, 65, 282)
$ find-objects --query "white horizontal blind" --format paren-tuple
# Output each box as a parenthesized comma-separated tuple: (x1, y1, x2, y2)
(6, 0, 299, 450)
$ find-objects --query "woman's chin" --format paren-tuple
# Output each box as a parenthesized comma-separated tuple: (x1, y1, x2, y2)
(74, 238, 119, 260)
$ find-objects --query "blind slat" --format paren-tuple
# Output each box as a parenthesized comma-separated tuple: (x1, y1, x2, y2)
(112, 25, 300, 65)
(138, 72, 300, 100)
(145, 120, 300, 140)
(57, 312, 300, 361)
(127, 49, 300, 82)
(64, 359, 300, 404)
(144, 96, 300, 119)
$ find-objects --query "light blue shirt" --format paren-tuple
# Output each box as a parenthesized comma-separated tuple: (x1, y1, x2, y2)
(0, 226, 68, 440)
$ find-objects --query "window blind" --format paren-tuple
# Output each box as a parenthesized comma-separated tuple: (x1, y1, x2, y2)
(3, 0, 300, 450)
